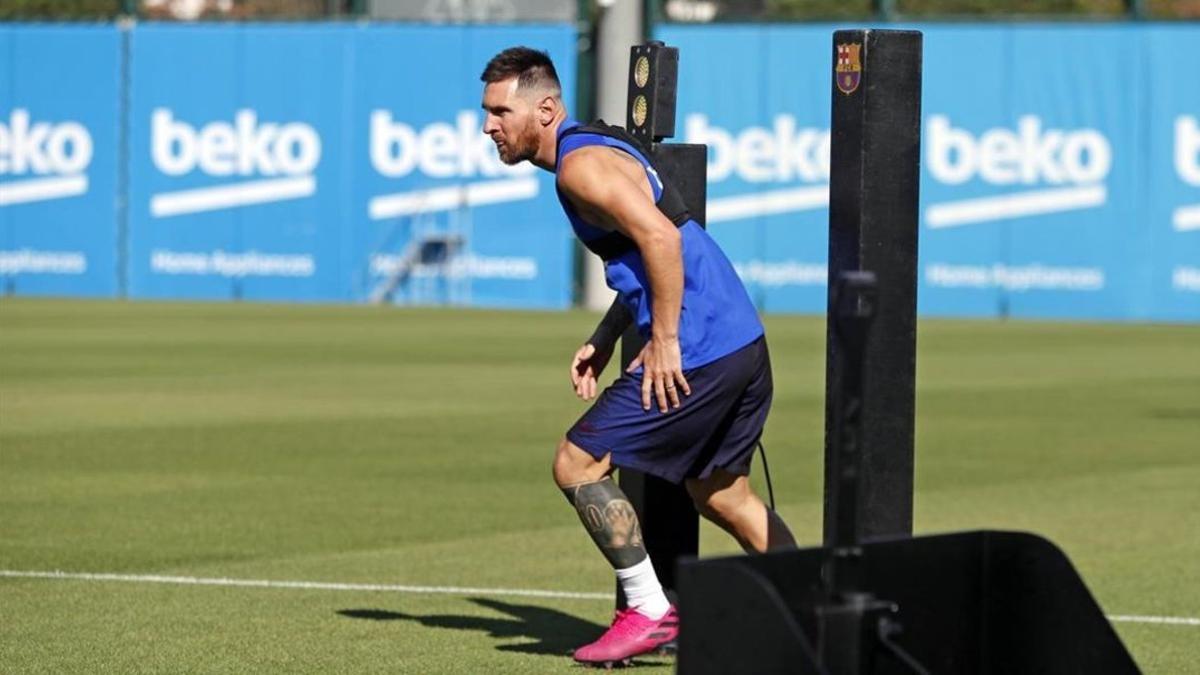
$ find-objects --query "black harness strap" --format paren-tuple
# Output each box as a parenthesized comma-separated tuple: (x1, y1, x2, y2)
(557, 120, 692, 261)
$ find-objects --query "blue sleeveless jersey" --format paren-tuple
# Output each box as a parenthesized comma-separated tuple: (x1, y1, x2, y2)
(555, 119, 763, 369)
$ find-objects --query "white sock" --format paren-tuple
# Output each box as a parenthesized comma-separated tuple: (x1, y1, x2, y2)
(615, 557, 671, 620)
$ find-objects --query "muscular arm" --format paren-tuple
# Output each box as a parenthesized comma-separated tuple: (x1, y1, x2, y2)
(558, 147, 690, 411)
(558, 147, 683, 343)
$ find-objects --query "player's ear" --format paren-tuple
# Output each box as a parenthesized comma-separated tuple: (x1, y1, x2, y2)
(537, 95, 557, 125)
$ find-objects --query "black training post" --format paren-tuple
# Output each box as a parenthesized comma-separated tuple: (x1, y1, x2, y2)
(676, 31, 1137, 672)
(824, 29, 923, 544)
(825, 272, 879, 588)
(616, 41, 705, 604)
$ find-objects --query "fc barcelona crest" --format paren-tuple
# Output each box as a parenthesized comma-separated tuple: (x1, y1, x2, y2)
(836, 43, 862, 95)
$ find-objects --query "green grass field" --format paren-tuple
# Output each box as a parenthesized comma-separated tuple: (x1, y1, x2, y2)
(1, 298, 1198, 673)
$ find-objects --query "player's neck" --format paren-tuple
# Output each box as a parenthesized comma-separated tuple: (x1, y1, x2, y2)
(531, 110, 569, 173)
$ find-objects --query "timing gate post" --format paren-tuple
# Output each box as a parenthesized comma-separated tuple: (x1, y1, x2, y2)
(824, 29, 923, 545)
(616, 41, 706, 605)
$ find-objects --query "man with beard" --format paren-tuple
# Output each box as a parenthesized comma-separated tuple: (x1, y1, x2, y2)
(479, 46, 795, 667)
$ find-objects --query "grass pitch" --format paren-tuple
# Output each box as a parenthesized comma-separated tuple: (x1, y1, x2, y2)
(1, 299, 1198, 673)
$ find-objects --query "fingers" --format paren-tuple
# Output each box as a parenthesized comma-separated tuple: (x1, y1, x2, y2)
(655, 375, 670, 413)
(630, 342, 692, 413)
(675, 370, 691, 397)
(577, 365, 597, 401)
(661, 369, 690, 410)
(643, 372, 687, 412)
(641, 371, 653, 411)
(665, 377, 681, 409)
(571, 344, 595, 389)
(629, 344, 650, 408)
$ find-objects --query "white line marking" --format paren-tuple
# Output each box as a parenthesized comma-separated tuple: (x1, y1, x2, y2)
(1108, 615, 1200, 626)
(368, 177, 539, 220)
(1173, 204, 1200, 232)
(3, 569, 1197, 626)
(0, 175, 89, 207)
(0, 569, 608, 601)
(925, 185, 1108, 229)
(706, 185, 829, 223)
(150, 176, 317, 217)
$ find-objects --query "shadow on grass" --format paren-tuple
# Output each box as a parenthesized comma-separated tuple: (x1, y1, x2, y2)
(337, 598, 668, 665)
(338, 598, 601, 657)
(1146, 408, 1200, 420)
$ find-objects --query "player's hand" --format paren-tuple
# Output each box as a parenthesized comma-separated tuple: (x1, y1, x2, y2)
(626, 335, 690, 413)
(570, 342, 613, 401)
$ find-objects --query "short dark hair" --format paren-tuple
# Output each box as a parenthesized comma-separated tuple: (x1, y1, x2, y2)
(480, 47, 561, 95)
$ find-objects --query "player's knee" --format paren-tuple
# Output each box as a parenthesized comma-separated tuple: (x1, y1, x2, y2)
(552, 438, 576, 488)
(552, 438, 592, 488)
(690, 496, 721, 523)
(690, 484, 750, 525)
(552, 438, 610, 488)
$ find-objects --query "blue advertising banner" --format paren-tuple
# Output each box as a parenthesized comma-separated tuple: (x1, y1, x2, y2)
(659, 26, 832, 314)
(350, 25, 575, 309)
(1145, 25, 1200, 321)
(126, 23, 574, 307)
(0, 26, 121, 297)
(658, 23, 1200, 321)
(2, 22, 1194, 320)
(128, 25, 354, 302)
(922, 26, 1141, 321)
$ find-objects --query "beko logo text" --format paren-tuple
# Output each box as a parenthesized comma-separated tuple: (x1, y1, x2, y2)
(682, 114, 831, 223)
(370, 110, 526, 178)
(1173, 116, 1200, 233)
(153, 109, 319, 176)
(685, 114, 830, 183)
(1176, 115, 1200, 187)
(366, 110, 537, 221)
(149, 109, 320, 218)
(0, 109, 92, 207)
(925, 115, 1111, 228)
(928, 115, 1110, 185)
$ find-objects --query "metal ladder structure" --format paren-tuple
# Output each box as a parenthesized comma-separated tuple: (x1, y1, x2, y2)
(367, 187, 472, 306)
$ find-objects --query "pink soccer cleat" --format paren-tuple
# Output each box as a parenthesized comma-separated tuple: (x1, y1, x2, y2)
(573, 605, 679, 667)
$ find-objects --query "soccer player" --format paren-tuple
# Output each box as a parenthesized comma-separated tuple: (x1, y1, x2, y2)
(479, 46, 796, 666)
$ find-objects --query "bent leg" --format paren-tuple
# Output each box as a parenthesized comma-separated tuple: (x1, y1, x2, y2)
(553, 440, 677, 663)
(553, 438, 670, 618)
(685, 469, 796, 553)
(554, 438, 646, 568)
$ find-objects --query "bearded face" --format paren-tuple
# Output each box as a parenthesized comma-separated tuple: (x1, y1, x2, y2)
(495, 113, 539, 165)
(482, 78, 543, 166)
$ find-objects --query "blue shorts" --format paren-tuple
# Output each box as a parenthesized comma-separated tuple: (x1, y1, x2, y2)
(566, 335, 772, 485)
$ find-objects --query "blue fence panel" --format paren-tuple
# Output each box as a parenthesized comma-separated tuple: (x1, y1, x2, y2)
(123, 23, 574, 307)
(659, 23, 1200, 322)
(923, 26, 1143, 320)
(917, 26, 1017, 318)
(2, 22, 1194, 319)
(662, 25, 832, 314)
(0, 25, 121, 297)
(128, 25, 354, 302)
(351, 25, 575, 309)
(1145, 25, 1200, 321)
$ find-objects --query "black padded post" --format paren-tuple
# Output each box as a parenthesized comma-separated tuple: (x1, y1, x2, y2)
(824, 30, 923, 544)
(615, 41, 704, 603)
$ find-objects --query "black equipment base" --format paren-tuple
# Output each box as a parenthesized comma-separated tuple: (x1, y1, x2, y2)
(677, 530, 1139, 674)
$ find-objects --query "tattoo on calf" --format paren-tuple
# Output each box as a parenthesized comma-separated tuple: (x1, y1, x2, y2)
(562, 477, 647, 569)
